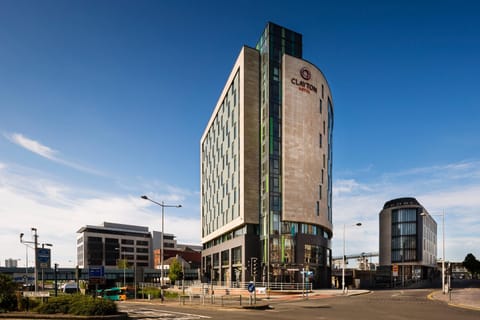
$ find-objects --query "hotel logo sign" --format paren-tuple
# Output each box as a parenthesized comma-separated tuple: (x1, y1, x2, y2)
(291, 67, 317, 94)
(300, 67, 311, 80)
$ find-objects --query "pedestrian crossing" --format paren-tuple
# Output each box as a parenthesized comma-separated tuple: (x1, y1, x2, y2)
(119, 306, 211, 319)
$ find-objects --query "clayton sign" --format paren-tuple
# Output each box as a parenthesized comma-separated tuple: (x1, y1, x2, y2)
(291, 67, 317, 94)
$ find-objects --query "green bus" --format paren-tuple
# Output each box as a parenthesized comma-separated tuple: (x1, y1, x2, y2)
(98, 287, 127, 301)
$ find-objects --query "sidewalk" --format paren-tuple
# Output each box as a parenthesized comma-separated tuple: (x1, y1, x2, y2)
(147, 289, 371, 307)
(429, 288, 480, 311)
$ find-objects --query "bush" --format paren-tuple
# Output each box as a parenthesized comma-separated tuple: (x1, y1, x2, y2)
(17, 296, 40, 312)
(37, 295, 117, 316)
(0, 274, 17, 312)
(71, 297, 116, 316)
(142, 287, 161, 299)
(163, 290, 179, 299)
(36, 295, 72, 314)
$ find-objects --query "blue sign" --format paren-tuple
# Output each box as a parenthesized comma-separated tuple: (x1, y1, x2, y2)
(89, 266, 105, 278)
(247, 282, 255, 293)
(37, 248, 51, 268)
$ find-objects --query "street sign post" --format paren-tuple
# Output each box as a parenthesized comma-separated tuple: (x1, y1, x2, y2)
(392, 264, 399, 277)
(37, 248, 51, 269)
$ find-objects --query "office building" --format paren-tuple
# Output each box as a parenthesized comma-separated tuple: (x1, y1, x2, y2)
(5, 259, 19, 268)
(379, 197, 437, 281)
(76, 222, 152, 269)
(200, 22, 334, 287)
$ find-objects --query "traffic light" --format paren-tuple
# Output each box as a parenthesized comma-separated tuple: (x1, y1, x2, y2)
(252, 258, 258, 276)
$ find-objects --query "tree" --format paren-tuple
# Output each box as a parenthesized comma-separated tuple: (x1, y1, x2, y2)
(117, 259, 129, 287)
(462, 253, 480, 278)
(168, 258, 182, 285)
(117, 259, 129, 270)
(0, 273, 17, 312)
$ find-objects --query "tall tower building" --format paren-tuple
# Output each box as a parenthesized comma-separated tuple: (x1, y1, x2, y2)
(200, 22, 333, 288)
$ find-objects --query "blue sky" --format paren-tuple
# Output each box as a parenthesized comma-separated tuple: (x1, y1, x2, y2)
(1, 0, 479, 267)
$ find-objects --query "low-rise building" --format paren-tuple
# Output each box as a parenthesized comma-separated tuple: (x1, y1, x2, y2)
(379, 197, 437, 283)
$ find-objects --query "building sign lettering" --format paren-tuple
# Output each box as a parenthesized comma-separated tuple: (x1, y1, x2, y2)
(291, 67, 317, 94)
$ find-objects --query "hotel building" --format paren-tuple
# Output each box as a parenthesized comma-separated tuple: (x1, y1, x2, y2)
(200, 22, 334, 287)
(379, 197, 437, 281)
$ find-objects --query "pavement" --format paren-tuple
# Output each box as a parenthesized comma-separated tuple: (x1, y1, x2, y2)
(429, 288, 480, 311)
(2, 288, 478, 319)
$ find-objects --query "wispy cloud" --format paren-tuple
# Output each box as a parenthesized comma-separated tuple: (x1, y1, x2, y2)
(4, 132, 104, 176)
(0, 163, 200, 266)
(333, 160, 480, 262)
(6, 133, 57, 159)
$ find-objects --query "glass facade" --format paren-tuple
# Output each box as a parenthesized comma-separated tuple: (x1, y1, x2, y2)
(257, 23, 303, 268)
(327, 99, 334, 223)
(391, 208, 418, 262)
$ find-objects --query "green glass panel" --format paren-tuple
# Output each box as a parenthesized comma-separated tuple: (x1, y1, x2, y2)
(281, 235, 285, 263)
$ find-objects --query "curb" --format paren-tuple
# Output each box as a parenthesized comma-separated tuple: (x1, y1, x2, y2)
(427, 290, 480, 312)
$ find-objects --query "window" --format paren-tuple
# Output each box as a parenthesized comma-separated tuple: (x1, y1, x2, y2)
(319, 99, 322, 114)
(391, 208, 418, 262)
(232, 246, 242, 265)
(316, 201, 320, 216)
(319, 134, 322, 148)
(221, 250, 229, 265)
(319, 185, 322, 200)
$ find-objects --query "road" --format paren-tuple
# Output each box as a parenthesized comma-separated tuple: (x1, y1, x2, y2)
(118, 289, 479, 320)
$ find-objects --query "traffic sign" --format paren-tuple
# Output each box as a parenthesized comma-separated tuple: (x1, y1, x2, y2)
(392, 264, 399, 277)
(247, 282, 255, 293)
(89, 266, 105, 278)
(23, 291, 50, 298)
(37, 248, 51, 268)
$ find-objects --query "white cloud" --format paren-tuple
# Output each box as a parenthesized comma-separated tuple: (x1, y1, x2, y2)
(332, 160, 480, 263)
(5, 133, 57, 160)
(0, 164, 200, 267)
(1, 156, 478, 268)
(4, 132, 104, 176)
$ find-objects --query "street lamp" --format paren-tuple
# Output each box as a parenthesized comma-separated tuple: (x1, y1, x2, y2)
(141, 195, 181, 290)
(421, 210, 446, 294)
(40, 243, 53, 290)
(115, 248, 127, 287)
(342, 222, 362, 294)
(19, 233, 30, 287)
(20, 228, 39, 292)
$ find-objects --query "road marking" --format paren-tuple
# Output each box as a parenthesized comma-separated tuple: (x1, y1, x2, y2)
(122, 307, 211, 319)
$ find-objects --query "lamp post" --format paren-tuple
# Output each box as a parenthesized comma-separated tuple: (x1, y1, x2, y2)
(342, 222, 362, 294)
(40, 243, 53, 290)
(20, 228, 39, 292)
(115, 248, 127, 287)
(20, 233, 30, 287)
(141, 195, 181, 291)
(421, 210, 446, 294)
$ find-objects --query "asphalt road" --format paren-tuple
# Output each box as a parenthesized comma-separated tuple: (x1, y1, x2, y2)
(119, 289, 479, 320)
